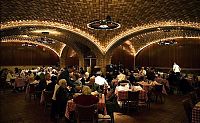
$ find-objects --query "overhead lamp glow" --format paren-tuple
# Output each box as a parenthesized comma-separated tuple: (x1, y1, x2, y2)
(32, 29, 61, 35)
(87, 16, 120, 30)
(158, 40, 177, 45)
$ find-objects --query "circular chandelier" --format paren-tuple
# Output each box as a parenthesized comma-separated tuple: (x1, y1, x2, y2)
(87, 16, 121, 30)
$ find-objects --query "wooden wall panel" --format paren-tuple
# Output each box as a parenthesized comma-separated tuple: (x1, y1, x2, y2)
(0, 43, 59, 66)
(135, 38, 200, 69)
(111, 47, 135, 70)
(111, 38, 200, 72)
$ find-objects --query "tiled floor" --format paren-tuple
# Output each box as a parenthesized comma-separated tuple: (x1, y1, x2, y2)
(0, 90, 189, 123)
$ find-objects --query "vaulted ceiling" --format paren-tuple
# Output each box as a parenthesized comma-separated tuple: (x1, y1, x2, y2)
(1, 0, 200, 56)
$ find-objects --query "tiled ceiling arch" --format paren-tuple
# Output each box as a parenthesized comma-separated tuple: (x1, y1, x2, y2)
(1, 0, 200, 55)
(1, 38, 63, 57)
(106, 26, 200, 56)
(1, 26, 103, 57)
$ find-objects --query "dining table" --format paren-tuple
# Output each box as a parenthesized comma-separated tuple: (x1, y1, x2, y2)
(154, 77, 170, 88)
(65, 93, 106, 119)
(15, 77, 27, 88)
(115, 85, 148, 101)
(192, 101, 200, 123)
(137, 81, 167, 95)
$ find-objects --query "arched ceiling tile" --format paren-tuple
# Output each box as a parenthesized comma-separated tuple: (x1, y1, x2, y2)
(1, 0, 199, 48)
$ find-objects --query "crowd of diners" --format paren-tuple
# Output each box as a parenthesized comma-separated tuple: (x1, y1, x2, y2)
(0, 65, 199, 97)
(0, 65, 200, 122)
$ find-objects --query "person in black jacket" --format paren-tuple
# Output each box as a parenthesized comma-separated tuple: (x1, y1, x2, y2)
(46, 75, 57, 92)
(146, 68, 156, 81)
(57, 66, 75, 93)
(57, 67, 70, 84)
(128, 71, 136, 84)
(35, 74, 46, 97)
(56, 79, 71, 118)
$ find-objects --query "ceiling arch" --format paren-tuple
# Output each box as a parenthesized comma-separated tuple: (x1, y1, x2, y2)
(1, 0, 200, 56)
(0, 24, 103, 57)
(106, 25, 200, 56)
(135, 37, 200, 56)
(106, 22, 200, 52)
(0, 21, 103, 54)
(1, 38, 62, 57)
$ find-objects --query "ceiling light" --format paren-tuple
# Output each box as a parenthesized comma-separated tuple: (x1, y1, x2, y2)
(21, 42, 38, 47)
(36, 37, 56, 44)
(87, 16, 120, 30)
(32, 29, 61, 35)
(158, 39, 177, 45)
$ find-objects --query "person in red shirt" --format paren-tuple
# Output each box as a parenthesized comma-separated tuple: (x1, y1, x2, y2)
(74, 86, 99, 106)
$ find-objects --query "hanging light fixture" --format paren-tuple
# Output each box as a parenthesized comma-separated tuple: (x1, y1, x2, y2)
(158, 29, 177, 45)
(87, 0, 120, 30)
(36, 31, 56, 44)
(21, 42, 38, 47)
(87, 15, 120, 30)
(158, 39, 177, 45)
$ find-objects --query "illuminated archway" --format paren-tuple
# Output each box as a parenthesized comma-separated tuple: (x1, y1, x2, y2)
(1, 39, 62, 57)
(106, 21, 200, 54)
(1, 20, 104, 54)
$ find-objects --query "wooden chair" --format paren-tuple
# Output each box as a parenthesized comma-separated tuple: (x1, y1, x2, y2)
(194, 88, 200, 101)
(126, 91, 139, 113)
(43, 90, 53, 112)
(182, 98, 193, 123)
(75, 104, 98, 123)
(0, 76, 7, 92)
(117, 91, 127, 113)
(189, 91, 198, 106)
(139, 91, 152, 110)
(25, 83, 36, 101)
(152, 84, 164, 103)
(98, 96, 117, 123)
(118, 80, 131, 86)
(104, 101, 115, 123)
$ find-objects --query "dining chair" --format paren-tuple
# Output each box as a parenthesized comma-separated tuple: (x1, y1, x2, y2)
(105, 101, 115, 123)
(25, 83, 36, 101)
(182, 98, 193, 123)
(43, 90, 53, 112)
(189, 91, 198, 106)
(126, 91, 140, 113)
(118, 80, 131, 86)
(194, 88, 200, 101)
(138, 91, 152, 110)
(117, 91, 127, 113)
(0, 76, 7, 92)
(75, 104, 98, 123)
(152, 84, 164, 103)
(98, 95, 117, 123)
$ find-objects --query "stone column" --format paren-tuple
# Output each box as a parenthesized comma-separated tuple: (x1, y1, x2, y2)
(96, 54, 112, 75)
(79, 55, 84, 69)
(59, 56, 66, 68)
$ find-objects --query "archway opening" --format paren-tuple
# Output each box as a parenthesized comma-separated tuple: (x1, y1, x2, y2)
(135, 38, 200, 73)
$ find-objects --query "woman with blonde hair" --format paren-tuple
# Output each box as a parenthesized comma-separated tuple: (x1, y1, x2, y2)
(82, 85, 92, 95)
(74, 86, 99, 106)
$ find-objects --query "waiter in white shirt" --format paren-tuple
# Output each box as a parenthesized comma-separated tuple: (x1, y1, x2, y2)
(173, 62, 181, 76)
(95, 71, 109, 94)
(95, 71, 108, 86)
(173, 62, 181, 73)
